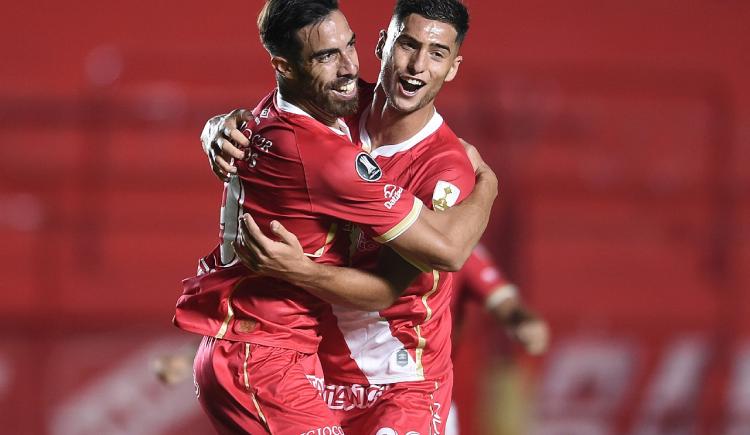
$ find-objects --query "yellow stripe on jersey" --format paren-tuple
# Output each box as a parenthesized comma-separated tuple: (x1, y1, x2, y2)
(251, 393, 269, 427)
(305, 222, 339, 258)
(414, 270, 441, 379)
(392, 248, 433, 273)
(415, 324, 426, 380)
(215, 276, 251, 339)
(214, 294, 235, 340)
(243, 343, 270, 430)
(243, 343, 251, 388)
(422, 270, 440, 323)
(374, 198, 423, 244)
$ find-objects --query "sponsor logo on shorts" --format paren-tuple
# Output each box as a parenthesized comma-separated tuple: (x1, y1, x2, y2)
(300, 426, 344, 435)
(355, 152, 382, 182)
(308, 377, 391, 411)
(383, 184, 403, 209)
(431, 400, 443, 435)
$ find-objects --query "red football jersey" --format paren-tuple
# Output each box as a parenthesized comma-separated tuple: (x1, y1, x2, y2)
(317, 83, 476, 384)
(174, 89, 423, 353)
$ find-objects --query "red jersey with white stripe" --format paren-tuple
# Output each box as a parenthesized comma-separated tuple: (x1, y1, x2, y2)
(174, 89, 423, 353)
(317, 83, 476, 384)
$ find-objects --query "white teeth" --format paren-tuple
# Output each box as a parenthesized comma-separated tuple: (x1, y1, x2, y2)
(404, 78, 424, 86)
(336, 81, 355, 93)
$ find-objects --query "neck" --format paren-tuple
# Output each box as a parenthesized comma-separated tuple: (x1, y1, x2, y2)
(365, 84, 435, 151)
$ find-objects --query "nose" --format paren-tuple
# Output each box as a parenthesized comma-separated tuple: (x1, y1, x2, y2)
(338, 50, 359, 77)
(407, 49, 427, 75)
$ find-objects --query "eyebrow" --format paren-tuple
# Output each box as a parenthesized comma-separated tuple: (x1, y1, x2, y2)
(398, 33, 452, 54)
(311, 33, 357, 59)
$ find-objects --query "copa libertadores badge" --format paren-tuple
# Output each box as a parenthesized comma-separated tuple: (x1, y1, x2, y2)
(355, 152, 382, 182)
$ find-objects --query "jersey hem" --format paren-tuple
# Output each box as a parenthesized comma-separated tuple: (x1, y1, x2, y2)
(174, 323, 319, 354)
(323, 366, 452, 385)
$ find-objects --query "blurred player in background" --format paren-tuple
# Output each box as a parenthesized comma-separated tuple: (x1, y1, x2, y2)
(446, 244, 548, 434)
(452, 245, 548, 357)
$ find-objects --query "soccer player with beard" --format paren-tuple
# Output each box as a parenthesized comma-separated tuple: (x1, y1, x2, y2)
(176, 1, 498, 434)
(203, 1, 509, 433)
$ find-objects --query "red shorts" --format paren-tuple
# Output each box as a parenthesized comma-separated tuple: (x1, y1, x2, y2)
(319, 372, 453, 435)
(193, 336, 343, 435)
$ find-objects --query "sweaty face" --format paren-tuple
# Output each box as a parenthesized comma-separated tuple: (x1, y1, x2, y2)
(379, 14, 462, 114)
(292, 10, 360, 118)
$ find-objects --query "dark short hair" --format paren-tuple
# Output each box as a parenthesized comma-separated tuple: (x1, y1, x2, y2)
(257, 0, 340, 60)
(392, 0, 470, 45)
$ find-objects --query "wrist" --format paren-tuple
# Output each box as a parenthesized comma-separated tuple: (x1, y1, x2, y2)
(292, 257, 327, 290)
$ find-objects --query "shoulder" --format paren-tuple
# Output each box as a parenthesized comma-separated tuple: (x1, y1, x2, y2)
(415, 124, 473, 175)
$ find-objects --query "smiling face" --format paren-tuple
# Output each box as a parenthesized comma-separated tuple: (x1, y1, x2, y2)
(288, 9, 360, 118)
(377, 13, 463, 114)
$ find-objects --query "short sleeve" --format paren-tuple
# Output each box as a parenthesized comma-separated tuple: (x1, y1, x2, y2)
(412, 144, 476, 211)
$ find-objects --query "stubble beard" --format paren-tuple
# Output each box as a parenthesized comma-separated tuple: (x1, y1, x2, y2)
(296, 68, 359, 118)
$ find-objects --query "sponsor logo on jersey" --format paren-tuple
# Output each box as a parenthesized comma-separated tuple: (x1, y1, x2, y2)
(431, 180, 460, 211)
(376, 429, 398, 435)
(384, 184, 404, 210)
(396, 349, 409, 367)
(355, 152, 383, 182)
(238, 129, 273, 168)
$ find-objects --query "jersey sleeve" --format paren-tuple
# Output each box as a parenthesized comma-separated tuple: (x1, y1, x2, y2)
(414, 144, 476, 211)
(455, 245, 515, 309)
(300, 130, 423, 244)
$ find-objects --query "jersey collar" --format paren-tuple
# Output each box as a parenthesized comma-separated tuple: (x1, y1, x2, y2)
(359, 105, 444, 158)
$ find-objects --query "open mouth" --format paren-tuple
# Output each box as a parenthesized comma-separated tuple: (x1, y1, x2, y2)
(398, 77, 426, 96)
(331, 80, 357, 98)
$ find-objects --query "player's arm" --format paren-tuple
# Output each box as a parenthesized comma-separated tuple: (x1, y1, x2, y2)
(208, 111, 497, 272)
(234, 215, 420, 311)
(383, 146, 497, 272)
(459, 247, 550, 355)
(491, 296, 550, 356)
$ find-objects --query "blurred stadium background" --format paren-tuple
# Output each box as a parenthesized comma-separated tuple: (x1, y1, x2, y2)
(1, 1, 749, 434)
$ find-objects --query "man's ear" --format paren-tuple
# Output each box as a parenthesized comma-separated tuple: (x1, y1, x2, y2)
(271, 56, 294, 79)
(444, 55, 463, 83)
(375, 29, 387, 60)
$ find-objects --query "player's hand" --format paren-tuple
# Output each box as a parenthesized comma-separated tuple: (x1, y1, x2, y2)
(458, 138, 486, 173)
(151, 353, 193, 385)
(506, 308, 550, 356)
(233, 213, 314, 283)
(459, 137, 497, 186)
(201, 109, 253, 182)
